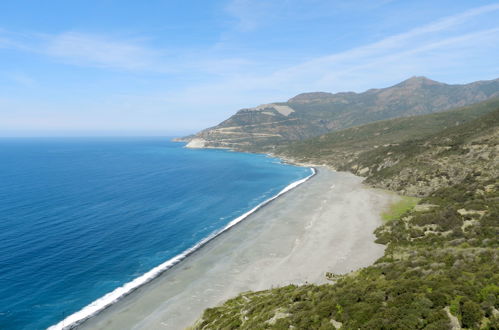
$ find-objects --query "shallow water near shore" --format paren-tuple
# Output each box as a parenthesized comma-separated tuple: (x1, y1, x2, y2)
(0, 138, 310, 330)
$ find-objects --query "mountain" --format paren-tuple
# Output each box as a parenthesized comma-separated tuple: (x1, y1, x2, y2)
(192, 96, 499, 330)
(182, 76, 499, 151)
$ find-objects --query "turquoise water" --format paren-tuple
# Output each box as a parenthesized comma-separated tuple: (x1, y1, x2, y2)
(0, 138, 310, 329)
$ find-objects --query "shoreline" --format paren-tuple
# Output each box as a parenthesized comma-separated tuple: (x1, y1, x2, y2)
(48, 166, 316, 330)
(77, 167, 398, 330)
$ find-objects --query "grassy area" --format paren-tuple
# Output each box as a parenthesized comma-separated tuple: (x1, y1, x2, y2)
(381, 196, 420, 222)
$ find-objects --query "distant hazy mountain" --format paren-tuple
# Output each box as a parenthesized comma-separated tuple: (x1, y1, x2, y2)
(181, 76, 499, 151)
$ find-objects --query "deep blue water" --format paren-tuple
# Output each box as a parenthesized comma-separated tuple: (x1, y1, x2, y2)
(0, 138, 310, 329)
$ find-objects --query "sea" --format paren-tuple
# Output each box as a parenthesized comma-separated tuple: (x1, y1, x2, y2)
(0, 137, 312, 330)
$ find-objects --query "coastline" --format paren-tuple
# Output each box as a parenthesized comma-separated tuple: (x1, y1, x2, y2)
(48, 166, 316, 330)
(77, 167, 398, 330)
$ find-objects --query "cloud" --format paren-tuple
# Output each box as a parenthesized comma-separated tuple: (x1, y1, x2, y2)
(62, 2, 498, 133)
(0, 29, 250, 75)
(0, 29, 167, 71)
(218, 3, 499, 92)
(294, 3, 499, 68)
(2, 2, 499, 134)
(0, 31, 23, 49)
(224, 0, 405, 32)
(42, 32, 159, 71)
(154, 3, 499, 128)
(10, 72, 36, 86)
(225, 0, 262, 31)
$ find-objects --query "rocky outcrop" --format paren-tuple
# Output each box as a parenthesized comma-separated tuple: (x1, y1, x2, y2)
(185, 138, 207, 148)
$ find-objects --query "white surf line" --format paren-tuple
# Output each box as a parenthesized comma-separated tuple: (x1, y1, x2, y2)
(48, 167, 316, 330)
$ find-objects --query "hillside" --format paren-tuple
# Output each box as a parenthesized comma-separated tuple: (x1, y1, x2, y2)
(357, 108, 499, 196)
(182, 77, 499, 151)
(279, 97, 499, 190)
(192, 104, 499, 329)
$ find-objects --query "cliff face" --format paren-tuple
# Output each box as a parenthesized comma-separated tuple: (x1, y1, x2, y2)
(184, 77, 499, 151)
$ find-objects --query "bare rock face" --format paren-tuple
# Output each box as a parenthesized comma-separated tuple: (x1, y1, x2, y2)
(185, 138, 207, 148)
(180, 77, 499, 151)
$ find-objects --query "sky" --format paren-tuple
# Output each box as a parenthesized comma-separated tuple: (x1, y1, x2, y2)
(1, 0, 499, 136)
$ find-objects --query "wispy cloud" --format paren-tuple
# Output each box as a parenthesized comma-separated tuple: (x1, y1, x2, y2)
(153, 3, 499, 127)
(225, 0, 402, 32)
(291, 3, 499, 69)
(225, 0, 266, 31)
(0, 29, 163, 71)
(36, 2, 496, 132)
(42, 32, 160, 71)
(0, 30, 23, 49)
(9, 72, 36, 86)
(217, 3, 499, 91)
(1, 2, 499, 134)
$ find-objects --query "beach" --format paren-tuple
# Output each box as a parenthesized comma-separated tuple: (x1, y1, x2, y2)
(78, 168, 398, 330)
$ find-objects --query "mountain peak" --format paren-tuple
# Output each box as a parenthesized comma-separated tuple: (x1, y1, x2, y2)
(397, 76, 442, 87)
(288, 92, 335, 103)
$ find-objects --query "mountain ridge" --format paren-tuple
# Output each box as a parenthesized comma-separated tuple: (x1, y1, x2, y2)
(181, 76, 499, 151)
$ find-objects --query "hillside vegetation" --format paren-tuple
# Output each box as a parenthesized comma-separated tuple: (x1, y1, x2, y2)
(279, 97, 499, 175)
(358, 108, 498, 196)
(193, 102, 499, 329)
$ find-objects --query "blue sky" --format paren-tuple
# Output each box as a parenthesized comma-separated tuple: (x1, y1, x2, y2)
(1, 0, 499, 136)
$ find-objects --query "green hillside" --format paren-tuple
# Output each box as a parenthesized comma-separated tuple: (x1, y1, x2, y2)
(355, 107, 499, 196)
(279, 97, 499, 175)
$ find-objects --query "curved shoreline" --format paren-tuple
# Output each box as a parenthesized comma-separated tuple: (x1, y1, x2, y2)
(78, 168, 396, 330)
(48, 167, 316, 330)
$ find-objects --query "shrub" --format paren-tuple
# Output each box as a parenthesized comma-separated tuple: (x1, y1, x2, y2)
(461, 300, 484, 328)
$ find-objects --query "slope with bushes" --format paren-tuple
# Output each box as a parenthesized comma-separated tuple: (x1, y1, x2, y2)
(353, 107, 499, 196)
(279, 97, 499, 180)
